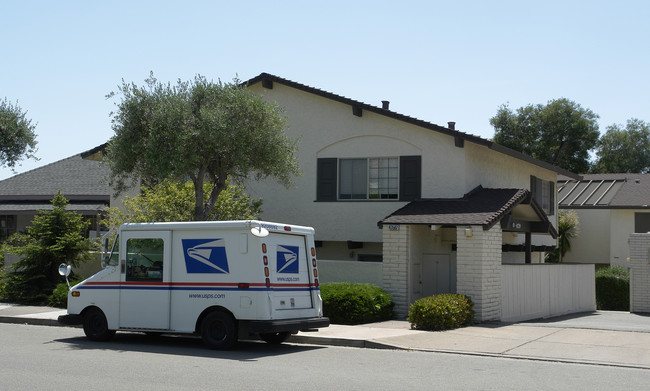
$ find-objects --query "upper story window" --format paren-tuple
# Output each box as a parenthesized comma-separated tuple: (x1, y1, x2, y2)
(317, 156, 421, 202)
(0, 215, 16, 242)
(531, 176, 555, 216)
(339, 157, 399, 200)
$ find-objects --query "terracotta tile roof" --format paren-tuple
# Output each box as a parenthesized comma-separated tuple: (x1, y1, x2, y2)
(378, 186, 530, 229)
(558, 173, 650, 209)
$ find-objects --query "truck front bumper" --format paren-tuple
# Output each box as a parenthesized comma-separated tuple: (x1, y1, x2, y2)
(244, 317, 330, 334)
(58, 314, 83, 326)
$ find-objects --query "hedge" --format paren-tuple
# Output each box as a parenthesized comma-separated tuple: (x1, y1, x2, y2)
(408, 293, 474, 331)
(595, 266, 629, 311)
(320, 282, 394, 325)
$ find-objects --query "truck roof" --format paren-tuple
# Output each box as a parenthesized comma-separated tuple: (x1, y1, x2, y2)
(118, 220, 315, 235)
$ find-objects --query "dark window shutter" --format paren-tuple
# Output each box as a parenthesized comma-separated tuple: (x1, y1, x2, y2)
(549, 181, 555, 215)
(317, 158, 337, 201)
(399, 155, 421, 201)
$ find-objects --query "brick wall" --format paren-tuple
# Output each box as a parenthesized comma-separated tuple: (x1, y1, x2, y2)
(382, 225, 410, 318)
(456, 225, 502, 321)
(629, 234, 650, 313)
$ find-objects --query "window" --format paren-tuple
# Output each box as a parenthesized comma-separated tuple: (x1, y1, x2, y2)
(317, 156, 421, 202)
(339, 157, 399, 200)
(0, 215, 16, 242)
(635, 213, 650, 233)
(126, 238, 164, 282)
(531, 176, 555, 215)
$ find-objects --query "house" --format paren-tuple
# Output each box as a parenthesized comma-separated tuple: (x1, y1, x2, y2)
(558, 173, 650, 268)
(17, 73, 594, 322)
(243, 73, 594, 321)
(0, 153, 111, 275)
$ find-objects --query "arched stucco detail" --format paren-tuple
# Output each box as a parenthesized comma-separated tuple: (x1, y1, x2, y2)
(317, 135, 422, 157)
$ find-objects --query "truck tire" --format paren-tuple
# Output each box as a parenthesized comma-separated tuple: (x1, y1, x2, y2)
(201, 311, 237, 349)
(83, 308, 115, 341)
(260, 331, 291, 345)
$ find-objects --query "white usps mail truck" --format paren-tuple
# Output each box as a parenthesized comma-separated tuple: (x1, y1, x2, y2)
(58, 220, 329, 349)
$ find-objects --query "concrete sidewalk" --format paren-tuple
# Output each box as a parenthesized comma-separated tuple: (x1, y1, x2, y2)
(2, 303, 649, 369)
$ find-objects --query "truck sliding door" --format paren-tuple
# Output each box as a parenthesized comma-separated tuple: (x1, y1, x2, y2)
(119, 231, 172, 329)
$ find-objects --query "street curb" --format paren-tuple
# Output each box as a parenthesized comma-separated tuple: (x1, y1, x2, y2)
(0, 316, 81, 328)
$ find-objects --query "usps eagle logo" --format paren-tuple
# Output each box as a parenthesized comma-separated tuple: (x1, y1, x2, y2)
(182, 239, 229, 273)
(276, 245, 299, 274)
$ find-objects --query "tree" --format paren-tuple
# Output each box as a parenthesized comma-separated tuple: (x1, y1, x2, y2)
(106, 179, 262, 229)
(0, 98, 38, 169)
(545, 210, 580, 263)
(491, 98, 600, 173)
(106, 73, 300, 221)
(592, 118, 650, 173)
(0, 192, 97, 304)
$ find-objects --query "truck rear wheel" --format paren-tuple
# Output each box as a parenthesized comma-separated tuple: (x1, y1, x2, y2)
(201, 311, 237, 349)
(83, 307, 115, 341)
(260, 331, 291, 345)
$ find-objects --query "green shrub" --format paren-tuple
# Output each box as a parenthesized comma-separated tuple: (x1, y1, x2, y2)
(320, 282, 394, 325)
(48, 280, 82, 308)
(595, 266, 629, 311)
(408, 293, 474, 331)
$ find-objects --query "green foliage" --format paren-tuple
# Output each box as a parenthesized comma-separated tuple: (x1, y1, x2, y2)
(107, 178, 262, 229)
(491, 98, 599, 173)
(408, 294, 474, 331)
(0, 98, 38, 169)
(545, 210, 580, 263)
(320, 282, 394, 325)
(48, 279, 82, 308)
(106, 72, 300, 221)
(0, 192, 98, 304)
(595, 266, 629, 311)
(592, 118, 650, 173)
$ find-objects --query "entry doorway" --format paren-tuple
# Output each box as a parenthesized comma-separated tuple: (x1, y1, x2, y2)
(412, 254, 454, 300)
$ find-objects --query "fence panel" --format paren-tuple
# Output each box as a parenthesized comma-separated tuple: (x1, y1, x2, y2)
(501, 264, 595, 322)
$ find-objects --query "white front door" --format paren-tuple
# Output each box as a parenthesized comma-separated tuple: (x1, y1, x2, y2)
(421, 254, 451, 297)
(119, 231, 172, 329)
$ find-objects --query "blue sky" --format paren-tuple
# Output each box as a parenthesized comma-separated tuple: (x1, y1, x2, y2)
(1, 0, 648, 180)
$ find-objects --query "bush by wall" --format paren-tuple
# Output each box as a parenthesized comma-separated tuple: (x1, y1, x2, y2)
(408, 293, 474, 331)
(595, 266, 629, 311)
(320, 282, 394, 325)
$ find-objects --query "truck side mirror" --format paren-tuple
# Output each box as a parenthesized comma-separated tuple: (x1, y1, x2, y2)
(58, 263, 72, 289)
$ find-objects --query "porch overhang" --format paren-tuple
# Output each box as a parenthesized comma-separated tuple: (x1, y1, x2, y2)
(378, 186, 557, 238)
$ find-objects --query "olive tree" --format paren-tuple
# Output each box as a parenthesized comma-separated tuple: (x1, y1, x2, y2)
(0, 98, 38, 169)
(106, 73, 299, 221)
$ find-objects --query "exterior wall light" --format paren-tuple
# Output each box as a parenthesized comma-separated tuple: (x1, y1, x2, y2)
(465, 227, 473, 238)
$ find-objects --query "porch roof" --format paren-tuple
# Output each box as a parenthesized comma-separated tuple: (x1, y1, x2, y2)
(378, 186, 557, 237)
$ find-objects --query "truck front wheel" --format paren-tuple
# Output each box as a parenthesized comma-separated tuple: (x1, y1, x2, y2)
(83, 307, 115, 341)
(201, 311, 237, 349)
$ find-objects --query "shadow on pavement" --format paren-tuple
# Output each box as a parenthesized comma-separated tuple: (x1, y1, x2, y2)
(54, 332, 325, 361)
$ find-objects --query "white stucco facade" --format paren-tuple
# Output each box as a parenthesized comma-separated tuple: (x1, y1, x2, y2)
(242, 74, 569, 321)
(245, 81, 558, 249)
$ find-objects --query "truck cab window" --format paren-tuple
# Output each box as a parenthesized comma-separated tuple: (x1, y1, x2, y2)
(126, 238, 164, 282)
(107, 235, 120, 266)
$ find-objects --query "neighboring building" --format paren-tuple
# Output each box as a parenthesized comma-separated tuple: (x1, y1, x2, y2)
(244, 73, 587, 320)
(559, 173, 650, 268)
(0, 153, 111, 272)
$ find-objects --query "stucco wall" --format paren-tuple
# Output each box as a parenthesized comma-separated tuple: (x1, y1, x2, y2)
(245, 82, 560, 250)
(563, 208, 641, 267)
(562, 209, 610, 264)
(317, 260, 383, 285)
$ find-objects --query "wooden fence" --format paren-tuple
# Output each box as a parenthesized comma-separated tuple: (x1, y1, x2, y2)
(501, 264, 596, 322)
